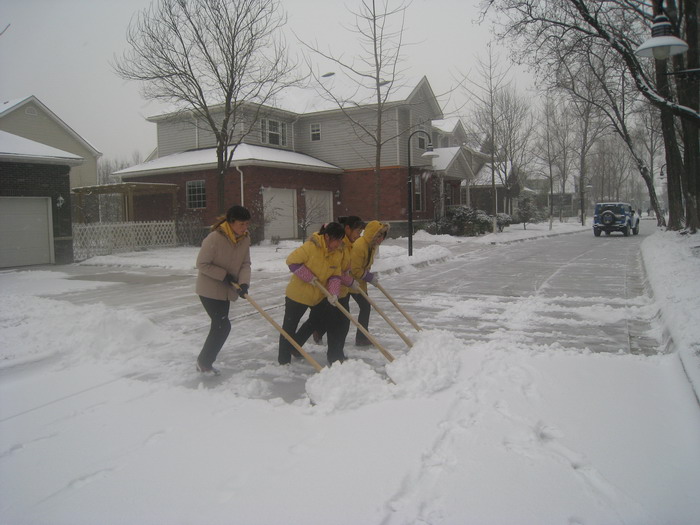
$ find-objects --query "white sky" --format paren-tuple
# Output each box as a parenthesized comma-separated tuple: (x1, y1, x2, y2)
(0, 0, 533, 162)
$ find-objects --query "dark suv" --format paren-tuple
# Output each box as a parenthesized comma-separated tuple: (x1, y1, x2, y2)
(593, 202, 639, 237)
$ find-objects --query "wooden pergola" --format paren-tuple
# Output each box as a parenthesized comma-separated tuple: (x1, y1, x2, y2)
(71, 182, 179, 223)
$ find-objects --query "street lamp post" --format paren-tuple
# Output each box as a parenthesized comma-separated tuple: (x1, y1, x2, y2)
(407, 130, 438, 256)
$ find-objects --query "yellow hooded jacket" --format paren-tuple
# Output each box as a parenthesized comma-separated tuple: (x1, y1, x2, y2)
(338, 235, 355, 299)
(285, 232, 347, 306)
(350, 220, 389, 293)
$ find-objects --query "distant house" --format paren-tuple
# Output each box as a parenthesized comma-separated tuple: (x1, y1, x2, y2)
(0, 130, 83, 267)
(0, 96, 101, 189)
(465, 161, 513, 215)
(116, 77, 483, 239)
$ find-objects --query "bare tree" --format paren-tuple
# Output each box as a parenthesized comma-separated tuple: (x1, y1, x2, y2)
(299, 0, 412, 218)
(559, 70, 609, 225)
(492, 85, 536, 214)
(554, 43, 667, 225)
(114, 0, 299, 214)
(548, 97, 578, 221)
(96, 153, 144, 222)
(485, 0, 698, 231)
(460, 44, 512, 232)
(535, 94, 563, 229)
(590, 135, 634, 202)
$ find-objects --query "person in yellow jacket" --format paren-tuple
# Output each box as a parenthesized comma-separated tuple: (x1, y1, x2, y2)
(350, 220, 389, 346)
(312, 216, 365, 346)
(195, 205, 251, 374)
(279, 222, 355, 365)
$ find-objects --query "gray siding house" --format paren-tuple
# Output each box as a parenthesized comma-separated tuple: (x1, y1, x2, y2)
(117, 77, 484, 239)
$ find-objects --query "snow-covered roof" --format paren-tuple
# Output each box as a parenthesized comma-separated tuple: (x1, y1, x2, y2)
(0, 96, 101, 158)
(431, 147, 461, 172)
(116, 143, 342, 177)
(0, 130, 84, 166)
(431, 118, 461, 134)
(146, 76, 441, 121)
(471, 162, 510, 187)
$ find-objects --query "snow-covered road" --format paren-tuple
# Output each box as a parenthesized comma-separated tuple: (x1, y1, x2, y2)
(2, 220, 699, 524)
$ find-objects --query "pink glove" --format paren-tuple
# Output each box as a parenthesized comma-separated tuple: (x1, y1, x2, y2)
(289, 264, 316, 283)
(327, 276, 341, 296)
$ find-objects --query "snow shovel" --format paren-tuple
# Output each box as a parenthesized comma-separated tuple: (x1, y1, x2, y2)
(313, 280, 395, 363)
(232, 284, 323, 373)
(374, 282, 422, 332)
(355, 287, 413, 348)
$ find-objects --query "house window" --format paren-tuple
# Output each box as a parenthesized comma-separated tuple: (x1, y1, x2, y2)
(445, 181, 453, 206)
(418, 135, 426, 149)
(310, 123, 321, 141)
(413, 174, 424, 211)
(186, 180, 206, 209)
(261, 118, 287, 146)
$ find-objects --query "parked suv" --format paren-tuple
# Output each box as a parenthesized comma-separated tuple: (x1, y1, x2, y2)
(593, 202, 639, 237)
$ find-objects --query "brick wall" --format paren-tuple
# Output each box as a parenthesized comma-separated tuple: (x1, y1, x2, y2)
(0, 161, 74, 263)
(125, 164, 441, 234)
(126, 166, 343, 227)
(342, 166, 437, 222)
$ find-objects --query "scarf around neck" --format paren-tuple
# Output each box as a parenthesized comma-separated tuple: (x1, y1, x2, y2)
(220, 221, 246, 245)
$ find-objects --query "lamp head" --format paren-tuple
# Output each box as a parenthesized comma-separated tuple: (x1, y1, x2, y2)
(635, 13, 689, 59)
(421, 143, 439, 159)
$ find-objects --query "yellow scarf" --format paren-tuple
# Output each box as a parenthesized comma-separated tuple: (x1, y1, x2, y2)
(220, 221, 246, 244)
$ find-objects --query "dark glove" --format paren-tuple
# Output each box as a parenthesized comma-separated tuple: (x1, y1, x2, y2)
(238, 283, 249, 299)
(224, 274, 237, 285)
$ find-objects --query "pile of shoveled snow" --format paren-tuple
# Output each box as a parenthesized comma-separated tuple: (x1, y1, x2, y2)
(305, 330, 463, 411)
(0, 294, 181, 371)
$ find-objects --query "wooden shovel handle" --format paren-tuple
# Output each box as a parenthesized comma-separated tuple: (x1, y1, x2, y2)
(313, 281, 394, 363)
(233, 284, 323, 373)
(374, 282, 422, 332)
(356, 287, 413, 348)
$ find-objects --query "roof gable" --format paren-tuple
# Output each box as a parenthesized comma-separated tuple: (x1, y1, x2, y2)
(0, 95, 101, 158)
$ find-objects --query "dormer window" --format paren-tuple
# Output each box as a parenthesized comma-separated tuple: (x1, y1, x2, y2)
(261, 118, 287, 146)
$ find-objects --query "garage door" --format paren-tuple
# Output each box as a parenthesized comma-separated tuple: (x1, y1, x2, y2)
(261, 187, 297, 240)
(304, 190, 333, 237)
(0, 197, 54, 267)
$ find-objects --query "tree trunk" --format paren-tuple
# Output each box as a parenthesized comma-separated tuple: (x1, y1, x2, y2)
(217, 145, 226, 215)
(655, 64, 685, 230)
(672, 0, 699, 233)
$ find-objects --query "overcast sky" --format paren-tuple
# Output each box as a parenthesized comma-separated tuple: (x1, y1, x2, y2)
(0, 0, 533, 162)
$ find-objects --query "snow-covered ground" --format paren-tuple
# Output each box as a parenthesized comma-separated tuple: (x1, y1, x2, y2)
(1, 220, 699, 524)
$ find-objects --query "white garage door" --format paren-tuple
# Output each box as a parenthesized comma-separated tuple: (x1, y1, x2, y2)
(0, 197, 54, 268)
(304, 190, 333, 237)
(261, 187, 297, 240)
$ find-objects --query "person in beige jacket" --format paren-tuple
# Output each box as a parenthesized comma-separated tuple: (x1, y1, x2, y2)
(195, 205, 251, 374)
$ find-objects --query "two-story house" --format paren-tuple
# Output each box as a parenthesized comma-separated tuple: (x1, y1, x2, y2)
(117, 77, 483, 240)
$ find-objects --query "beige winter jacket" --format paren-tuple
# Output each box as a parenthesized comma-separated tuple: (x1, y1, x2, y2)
(195, 229, 251, 301)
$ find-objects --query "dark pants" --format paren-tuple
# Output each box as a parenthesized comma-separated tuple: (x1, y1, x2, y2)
(279, 297, 347, 366)
(351, 292, 371, 344)
(198, 296, 231, 368)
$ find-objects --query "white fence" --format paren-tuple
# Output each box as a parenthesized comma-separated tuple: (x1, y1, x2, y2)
(73, 221, 177, 261)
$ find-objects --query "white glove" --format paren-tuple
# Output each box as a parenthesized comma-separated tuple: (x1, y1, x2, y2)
(349, 279, 361, 292)
(328, 294, 338, 306)
(369, 275, 379, 287)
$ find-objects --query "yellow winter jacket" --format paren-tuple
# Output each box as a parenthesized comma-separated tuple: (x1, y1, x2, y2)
(350, 220, 389, 293)
(285, 232, 347, 306)
(338, 235, 354, 299)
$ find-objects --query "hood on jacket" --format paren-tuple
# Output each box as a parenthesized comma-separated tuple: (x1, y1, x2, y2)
(309, 231, 336, 252)
(363, 220, 390, 244)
